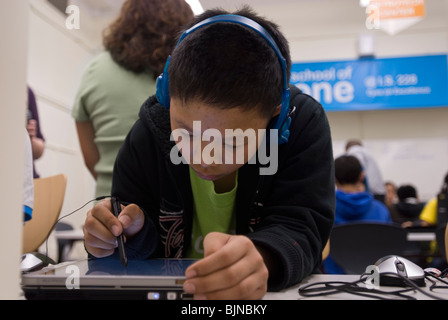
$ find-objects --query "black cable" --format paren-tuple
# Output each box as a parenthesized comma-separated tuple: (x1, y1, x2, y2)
(425, 271, 448, 292)
(380, 272, 446, 300)
(298, 278, 416, 300)
(298, 272, 447, 300)
(44, 196, 111, 262)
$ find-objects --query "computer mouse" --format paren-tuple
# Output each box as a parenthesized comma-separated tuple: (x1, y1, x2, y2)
(21, 253, 55, 273)
(374, 255, 425, 287)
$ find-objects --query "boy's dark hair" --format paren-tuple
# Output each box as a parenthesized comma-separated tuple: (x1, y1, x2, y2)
(397, 185, 418, 201)
(334, 155, 363, 185)
(168, 6, 291, 118)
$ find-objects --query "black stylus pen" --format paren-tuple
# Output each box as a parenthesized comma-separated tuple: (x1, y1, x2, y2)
(111, 197, 128, 267)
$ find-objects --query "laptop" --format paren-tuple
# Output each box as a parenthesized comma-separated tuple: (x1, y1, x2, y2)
(21, 256, 197, 300)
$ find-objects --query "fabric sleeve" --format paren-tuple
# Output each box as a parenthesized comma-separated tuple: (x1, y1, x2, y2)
(27, 87, 45, 141)
(23, 129, 34, 222)
(247, 92, 335, 291)
(111, 119, 161, 259)
(72, 59, 98, 122)
(419, 198, 437, 225)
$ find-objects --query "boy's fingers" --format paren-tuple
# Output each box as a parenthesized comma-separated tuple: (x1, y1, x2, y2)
(187, 233, 249, 278)
(203, 232, 231, 258)
(183, 234, 269, 299)
(84, 211, 117, 245)
(83, 215, 117, 258)
(119, 204, 145, 237)
(89, 199, 122, 237)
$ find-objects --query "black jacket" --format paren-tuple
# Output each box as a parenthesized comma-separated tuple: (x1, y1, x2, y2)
(111, 85, 335, 291)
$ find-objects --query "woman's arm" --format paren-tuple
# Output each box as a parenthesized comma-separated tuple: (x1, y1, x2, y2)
(76, 121, 99, 180)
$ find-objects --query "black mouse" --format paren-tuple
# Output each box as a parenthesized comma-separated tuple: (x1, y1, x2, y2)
(374, 255, 425, 287)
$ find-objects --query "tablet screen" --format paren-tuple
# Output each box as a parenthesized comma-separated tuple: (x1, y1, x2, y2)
(87, 257, 197, 277)
(33, 256, 197, 278)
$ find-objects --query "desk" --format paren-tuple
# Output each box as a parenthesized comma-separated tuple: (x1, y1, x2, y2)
(264, 274, 448, 300)
(407, 232, 436, 242)
(53, 229, 84, 262)
(54, 229, 84, 240)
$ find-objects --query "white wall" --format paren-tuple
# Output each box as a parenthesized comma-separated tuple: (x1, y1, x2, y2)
(28, 0, 101, 259)
(0, 0, 30, 300)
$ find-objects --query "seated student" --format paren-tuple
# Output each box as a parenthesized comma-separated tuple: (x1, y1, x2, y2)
(82, 7, 335, 300)
(345, 139, 386, 203)
(384, 180, 400, 219)
(385, 181, 398, 208)
(392, 184, 425, 224)
(323, 155, 391, 274)
(403, 172, 448, 228)
(333, 155, 391, 225)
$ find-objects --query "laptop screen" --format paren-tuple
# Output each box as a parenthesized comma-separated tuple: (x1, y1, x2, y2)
(22, 257, 198, 300)
(27, 256, 197, 278)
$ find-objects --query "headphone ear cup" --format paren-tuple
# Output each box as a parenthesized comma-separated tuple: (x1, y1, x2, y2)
(156, 57, 171, 109)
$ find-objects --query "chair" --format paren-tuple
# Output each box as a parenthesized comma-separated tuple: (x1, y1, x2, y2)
(329, 222, 420, 274)
(445, 225, 448, 263)
(22, 174, 67, 254)
(435, 223, 447, 262)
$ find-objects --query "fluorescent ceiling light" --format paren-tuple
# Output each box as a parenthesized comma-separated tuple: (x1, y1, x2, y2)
(186, 0, 204, 15)
(360, 0, 371, 7)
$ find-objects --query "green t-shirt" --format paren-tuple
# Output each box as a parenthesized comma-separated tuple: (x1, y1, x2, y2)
(186, 167, 238, 258)
(72, 52, 155, 197)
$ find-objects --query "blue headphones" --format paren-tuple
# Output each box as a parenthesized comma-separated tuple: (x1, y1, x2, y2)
(156, 14, 291, 145)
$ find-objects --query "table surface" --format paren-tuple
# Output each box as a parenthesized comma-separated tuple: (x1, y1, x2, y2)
(52, 229, 444, 300)
(264, 274, 448, 300)
(54, 229, 84, 240)
(54, 229, 436, 241)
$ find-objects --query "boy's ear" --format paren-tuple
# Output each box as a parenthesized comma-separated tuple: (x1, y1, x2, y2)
(358, 171, 366, 183)
(271, 105, 282, 118)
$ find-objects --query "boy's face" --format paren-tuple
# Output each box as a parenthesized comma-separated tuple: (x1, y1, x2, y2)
(170, 98, 277, 181)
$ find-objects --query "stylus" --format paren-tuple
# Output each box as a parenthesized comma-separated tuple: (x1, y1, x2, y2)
(111, 197, 128, 267)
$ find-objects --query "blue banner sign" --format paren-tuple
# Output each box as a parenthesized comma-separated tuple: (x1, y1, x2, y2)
(290, 55, 448, 111)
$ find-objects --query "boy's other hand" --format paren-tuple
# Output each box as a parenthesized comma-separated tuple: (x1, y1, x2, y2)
(183, 232, 269, 300)
(83, 199, 144, 258)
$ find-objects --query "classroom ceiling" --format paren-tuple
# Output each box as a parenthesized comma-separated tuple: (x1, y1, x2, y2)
(70, 0, 448, 52)
(72, 0, 363, 44)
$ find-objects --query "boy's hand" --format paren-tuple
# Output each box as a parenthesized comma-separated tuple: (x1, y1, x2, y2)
(83, 199, 144, 258)
(183, 232, 269, 300)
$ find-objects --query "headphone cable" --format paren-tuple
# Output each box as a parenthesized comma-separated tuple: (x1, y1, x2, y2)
(43, 196, 111, 264)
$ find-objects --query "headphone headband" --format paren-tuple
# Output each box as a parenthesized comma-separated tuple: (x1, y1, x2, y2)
(179, 15, 289, 90)
(156, 14, 291, 144)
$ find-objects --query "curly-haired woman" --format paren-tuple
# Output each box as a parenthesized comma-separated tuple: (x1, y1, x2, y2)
(72, 0, 194, 198)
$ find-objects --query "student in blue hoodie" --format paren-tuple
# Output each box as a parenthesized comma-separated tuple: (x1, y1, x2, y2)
(323, 155, 391, 274)
(333, 155, 391, 225)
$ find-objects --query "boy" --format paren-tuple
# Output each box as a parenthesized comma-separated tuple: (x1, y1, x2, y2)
(83, 7, 335, 300)
(323, 155, 390, 274)
(332, 155, 391, 225)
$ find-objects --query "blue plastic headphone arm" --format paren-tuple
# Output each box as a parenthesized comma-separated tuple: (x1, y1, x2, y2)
(179, 14, 288, 88)
(156, 14, 292, 145)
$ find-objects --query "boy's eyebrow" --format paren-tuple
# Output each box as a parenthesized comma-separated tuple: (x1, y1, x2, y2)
(172, 117, 193, 132)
